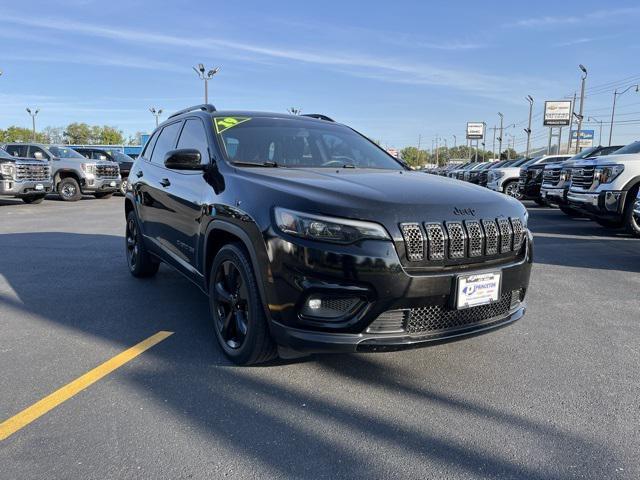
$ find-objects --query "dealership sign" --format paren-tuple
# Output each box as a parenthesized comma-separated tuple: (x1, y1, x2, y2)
(543, 101, 572, 126)
(570, 130, 595, 148)
(466, 122, 485, 140)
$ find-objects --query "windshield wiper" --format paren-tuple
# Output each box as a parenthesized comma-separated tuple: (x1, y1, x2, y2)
(232, 161, 278, 168)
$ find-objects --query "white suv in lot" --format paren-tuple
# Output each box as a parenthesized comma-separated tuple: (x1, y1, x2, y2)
(487, 156, 564, 199)
(566, 140, 640, 235)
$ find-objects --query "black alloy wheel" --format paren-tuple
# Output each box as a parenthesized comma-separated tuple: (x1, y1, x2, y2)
(126, 215, 140, 270)
(213, 260, 250, 349)
(125, 210, 159, 277)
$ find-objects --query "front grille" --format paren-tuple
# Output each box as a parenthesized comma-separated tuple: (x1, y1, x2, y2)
(16, 163, 50, 181)
(543, 167, 561, 186)
(570, 166, 595, 189)
(401, 217, 525, 264)
(478, 171, 488, 185)
(405, 292, 514, 334)
(95, 164, 119, 178)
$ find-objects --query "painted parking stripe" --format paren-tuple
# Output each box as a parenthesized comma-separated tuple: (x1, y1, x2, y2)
(0, 330, 173, 441)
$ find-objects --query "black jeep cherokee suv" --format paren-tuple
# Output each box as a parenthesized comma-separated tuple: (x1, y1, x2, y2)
(125, 105, 533, 365)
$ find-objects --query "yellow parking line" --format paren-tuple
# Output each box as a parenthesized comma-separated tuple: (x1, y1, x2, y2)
(0, 330, 173, 441)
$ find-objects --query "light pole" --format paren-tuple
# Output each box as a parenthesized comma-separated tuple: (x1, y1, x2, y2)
(497, 113, 504, 159)
(525, 95, 534, 159)
(193, 64, 220, 104)
(608, 84, 639, 146)
(287, 107, 302, 115)
(452, 134, 457, 149)
(149, 107, 163, 128)
(575, 64, 587, 154)
(25, 108, 39, 141)
(588, 117, 604, 145)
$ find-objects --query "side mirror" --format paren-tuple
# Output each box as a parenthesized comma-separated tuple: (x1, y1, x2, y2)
(164, 148, 203, 170)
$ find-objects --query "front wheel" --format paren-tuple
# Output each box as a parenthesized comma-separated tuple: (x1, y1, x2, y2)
(209, 244, 277, 365)
(503, 181, 522, 200)
(21, 195, 46, 204)
(119, 178, 128, 196)
(57, 177, 82, 201)
(125, 210, 159, 277)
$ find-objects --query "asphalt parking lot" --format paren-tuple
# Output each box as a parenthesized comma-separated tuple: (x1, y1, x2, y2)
(1, 195, 639, 479)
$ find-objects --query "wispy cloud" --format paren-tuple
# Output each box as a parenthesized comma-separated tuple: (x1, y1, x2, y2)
(1, 14, 525, 97)
(508, 7, 640, 28)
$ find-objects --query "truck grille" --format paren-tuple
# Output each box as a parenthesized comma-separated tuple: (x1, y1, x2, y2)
(399, 217, 525, 263)
(16, 163, 50, 181)
(95, 164, 119, 178)
(478, 171, 488, 185)
(543, 167, 561, 186)
(570, 166, 595, 189)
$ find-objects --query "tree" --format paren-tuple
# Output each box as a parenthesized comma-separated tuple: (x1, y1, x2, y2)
(99, 126, 125, 145)
(0, 126, 47, 143)
(42, 126, 65, 144)
(400, 146, 431, 168)
(64, 122, 92, 144)
(500, 148, 518, 160)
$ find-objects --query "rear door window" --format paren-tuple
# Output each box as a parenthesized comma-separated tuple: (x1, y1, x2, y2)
(5, 145, 28, 157)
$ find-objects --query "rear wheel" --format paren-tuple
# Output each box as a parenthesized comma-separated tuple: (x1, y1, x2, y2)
(503, 181, 522, 200)
(119, 177, 128, 196)
(623, 186, 640, 237)
(94, 192, 113, 199)
(559, 205, 585, 218)
(125, 210, 159, 277)
(57, 177, 82, 201)
(209, 244, 277, 365)
(21, 195, 46, 204)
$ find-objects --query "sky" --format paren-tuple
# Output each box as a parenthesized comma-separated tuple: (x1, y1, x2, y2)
(1, 0, 640, 153)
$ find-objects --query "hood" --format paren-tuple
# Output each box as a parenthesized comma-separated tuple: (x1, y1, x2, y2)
(233, 167, 526, 229)
(578, 153, 640, 166)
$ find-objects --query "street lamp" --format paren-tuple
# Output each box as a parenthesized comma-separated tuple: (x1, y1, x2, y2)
(149, 107, 163, 128)
(25, 107, 39, 141)
(525, 95, 534, 159)
(497, 112, 504, 159)
(588, 117, 604, 146)
(575, 64, 587, 154)
(193, 64, 220, 104)
(608, 84, 639, 146)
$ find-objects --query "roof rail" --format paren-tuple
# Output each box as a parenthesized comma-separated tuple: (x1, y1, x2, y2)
(301, 113, 335, 122)
(168, 104, 217, 119)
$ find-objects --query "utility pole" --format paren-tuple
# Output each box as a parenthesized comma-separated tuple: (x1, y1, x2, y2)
(575, 64, 587, 154)
(193, 64, 220, 104)
(497, 113, 504, 160)
(567, 92, 577, 151)
(452, 134, 457, 148)
(588, 117, 604, 145)
(608, 84, 639, 146)
(26, 108, 39, 141)
(149, 107, 163, 128)
(417, 134, 422, 165)
(525, 95, 534, 159)
(491, 126, 497, 159)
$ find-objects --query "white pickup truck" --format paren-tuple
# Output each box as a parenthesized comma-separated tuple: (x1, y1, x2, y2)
(566, 140, 640, 236)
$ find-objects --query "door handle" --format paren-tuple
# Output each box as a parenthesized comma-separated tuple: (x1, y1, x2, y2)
(136, 170, 144, 178)
(159, 178, 171, 188)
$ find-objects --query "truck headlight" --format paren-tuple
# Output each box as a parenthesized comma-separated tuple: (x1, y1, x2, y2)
(0, 163, 16, 179)
(595, 165, 624, 184)
(275, 207, 391, 244)
(81, 163, 97, 175)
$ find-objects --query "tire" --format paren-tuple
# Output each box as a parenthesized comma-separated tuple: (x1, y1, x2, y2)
(125, 210, 159, 278)
(595, 218, 623, 229)
(623, 186, 640, 238)
(94, 192, 113, 199)
(57, 177, 82, 202)
(559, 205, 585, 218)
(21, 195, 46, 204)
(119, 177, 128, 196)
(503, 181, 522, 200)
(209, 243, 277, 365)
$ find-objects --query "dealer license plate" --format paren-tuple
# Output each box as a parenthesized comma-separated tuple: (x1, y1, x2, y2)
(35, 184, 44, 191)
(110, 181, 116, 187)
(456, 272, 501, 309)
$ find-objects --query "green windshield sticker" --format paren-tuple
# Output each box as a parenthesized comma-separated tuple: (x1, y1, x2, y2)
(214, 116, 251, 134)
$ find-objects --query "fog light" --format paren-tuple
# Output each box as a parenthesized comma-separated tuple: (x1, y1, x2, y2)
(307, 298, 322, 310)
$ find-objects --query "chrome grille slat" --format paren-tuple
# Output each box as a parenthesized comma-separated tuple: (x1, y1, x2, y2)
(424, 223, 446, 260)
(497, 218, 513, 253)
(400, 223, 424, 262)
(511, 218, 525, 251)
(465, 220, 484, 257)
(15, 163, 50, 181)
(482, 219, 499, 255)
(95, 164, 120, 179)
(445, 222, 466, 259)
(543, 167, 561, 186)
(570, 166, 595, 189)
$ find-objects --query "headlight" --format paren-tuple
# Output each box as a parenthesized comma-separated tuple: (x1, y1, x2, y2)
(0, 163, 16, 178)
(274, 207, 390, 244)
(595, 165, 624, 184)
(81, 163, 97, 174)
(560, 169, 571, 181)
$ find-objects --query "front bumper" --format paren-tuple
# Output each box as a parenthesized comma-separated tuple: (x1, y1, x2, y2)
(486, 180, 503, 192)
(266, 232, 533, 354)
(83, 176, 121, 193)
(566, 190, 626, 218)
(0, 179, 53, 197)
(540, 186, 567, 206)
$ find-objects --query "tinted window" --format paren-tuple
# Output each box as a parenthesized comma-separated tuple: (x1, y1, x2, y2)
(608, 141, 640, 155)
(48, 146, 85, 159)
(5, 145, 27, 157)
(595, 145, 624, 156)
(141, 131, 160, 160)
(176, 119, 209, 164)
(216, 117, 402, 170)
(150, 122, 182, 166)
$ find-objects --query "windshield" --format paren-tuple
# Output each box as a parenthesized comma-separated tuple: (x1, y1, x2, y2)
(568, 146, 598, 161)
(610, 141, 640, 155)
(48, 146, 85, 159)
(106, 150, 134, 162)
(216, 117, 402, 170)
(0, 148, 13, 160)
(510, 158, 530, 167)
